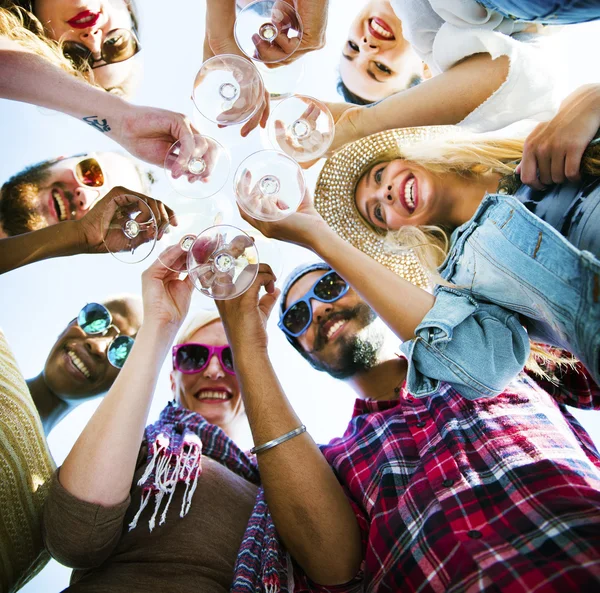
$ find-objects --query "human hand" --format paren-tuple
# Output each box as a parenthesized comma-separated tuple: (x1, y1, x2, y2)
(216, 263, 279, 353)
(112, 104, 198, 168)
(273, 99, 334, 164)
(141, 245, 194, 331)
(76, 187, 175, 255)
(254, 0, 327, 67)
(164, 134, 223, 185)
(236, 187, 327, 248)
(519, 84, 600, 189)
(235, 169, 292, 221)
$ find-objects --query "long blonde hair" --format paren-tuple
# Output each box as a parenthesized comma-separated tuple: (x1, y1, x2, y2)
(367, 134, 600, 275)
(0, 2, 89, 79)
(360, 133, 600, 379)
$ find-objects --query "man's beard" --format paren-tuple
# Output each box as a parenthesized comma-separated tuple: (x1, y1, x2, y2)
(308, 303, 383, 380)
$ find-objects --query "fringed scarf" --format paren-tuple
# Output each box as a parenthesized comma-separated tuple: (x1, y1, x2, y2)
(129, 401, 290, 593)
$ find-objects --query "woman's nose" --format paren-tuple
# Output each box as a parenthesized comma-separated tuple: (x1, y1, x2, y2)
(361, 35, 380, 53)
(79, 27, 103, 55)
(203, 355, 224, 379)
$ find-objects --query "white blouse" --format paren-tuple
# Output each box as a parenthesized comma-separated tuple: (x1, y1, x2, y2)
(390, 0, 559, 132)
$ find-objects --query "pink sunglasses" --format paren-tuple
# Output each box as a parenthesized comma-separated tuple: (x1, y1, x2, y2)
(172, 343, 235, 375)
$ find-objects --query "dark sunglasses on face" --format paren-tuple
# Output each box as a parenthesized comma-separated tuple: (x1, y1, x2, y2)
(278, 271, 350, 338)
(63, 28, 141, 70)
(77, 303, 135, 368)
(172, 343, 235, 375)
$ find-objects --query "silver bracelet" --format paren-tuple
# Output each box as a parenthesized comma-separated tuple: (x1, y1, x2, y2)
(250, 425, 307, 455)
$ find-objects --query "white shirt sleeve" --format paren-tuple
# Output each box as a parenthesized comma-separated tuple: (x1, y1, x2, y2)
(389, 0, 559, 132)
(438, 29, 559, 131)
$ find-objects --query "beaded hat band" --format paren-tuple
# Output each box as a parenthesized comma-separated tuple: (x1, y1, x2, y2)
(314, 126, 457, 289)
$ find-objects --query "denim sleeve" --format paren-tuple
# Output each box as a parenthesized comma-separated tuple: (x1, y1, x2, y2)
(399, 287, 530, 400)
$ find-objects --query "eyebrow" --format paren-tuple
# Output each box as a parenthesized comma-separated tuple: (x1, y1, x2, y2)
(342, 52, 355, 62)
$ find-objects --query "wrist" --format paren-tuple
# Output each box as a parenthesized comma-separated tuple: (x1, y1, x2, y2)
(304, 220, 337, 253)
(137, 318, 180, 345)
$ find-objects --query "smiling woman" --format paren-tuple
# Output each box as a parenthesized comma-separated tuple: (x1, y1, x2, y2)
(339, 0, 425, 103)
(1, 0, 141, 95)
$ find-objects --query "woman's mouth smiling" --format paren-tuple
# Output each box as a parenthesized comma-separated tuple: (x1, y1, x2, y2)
(368, 17, 395, 41)
(194, 389, 232, 404)
(398, 175, 418, 214)
(67, 11, 101, 29)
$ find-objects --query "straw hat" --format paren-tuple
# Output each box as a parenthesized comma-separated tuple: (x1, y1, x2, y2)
(314, 126, 458, 288)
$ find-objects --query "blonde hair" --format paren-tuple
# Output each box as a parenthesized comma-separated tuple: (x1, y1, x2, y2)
(175, 311, 222, 346)
(359, 133, 600, 275)
(355, 132, 600, 379)
(0, 2, 89, 79)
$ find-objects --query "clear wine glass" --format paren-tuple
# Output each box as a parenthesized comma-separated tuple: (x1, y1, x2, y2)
(187, 225, 260, 300)
(192, 54, 265, 126)
(157, 193, 236, 273)
(268, 95, 334, 162)
(234, 150, 306, 221)
(164, 134, 230, 199)
(101, 194, 158, 264)
(234, 0, 303, 64)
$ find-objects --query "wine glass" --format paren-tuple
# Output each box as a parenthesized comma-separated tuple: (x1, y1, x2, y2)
(234, 1, 304, 97)
(187, 225, 260, 300)
(192, 54, 265, 126)
(157, 193, 236, 273)
(234, 0, 303, 64)
(268, 95, 334, 162)
(233, 150, 306, 222)
(164, 134, 230, 199)
(101, 194, 158, 264)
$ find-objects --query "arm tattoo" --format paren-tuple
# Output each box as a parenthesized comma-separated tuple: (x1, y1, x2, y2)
(83, 115, 111, 133)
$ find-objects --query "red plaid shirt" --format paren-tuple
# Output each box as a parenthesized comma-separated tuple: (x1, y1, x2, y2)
(295, 369, 600, 592)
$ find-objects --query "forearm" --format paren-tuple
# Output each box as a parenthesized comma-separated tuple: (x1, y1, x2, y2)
(233, 348, 362, 585)
(310, 224, 434, 340)
(59, 321, 178, 506)
(0, 221, 84, 275)
(205, 0, 239, 55)
(358, 53, 509, 136)
(0, 47, 130, 138)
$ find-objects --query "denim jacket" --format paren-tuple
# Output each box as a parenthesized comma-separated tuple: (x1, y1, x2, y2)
(401, 192, 600, 400)
(399, 286, 530, 400)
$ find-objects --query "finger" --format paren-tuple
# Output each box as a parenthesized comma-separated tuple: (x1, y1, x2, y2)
(174, 116, 196, 166)
(565, 144, 585, 183)
(150, 244, 187, 276)
(519, 144, 545, 190)
(536, 148, 553, 187)
(550, 148, 567, 185)
(241, 100, 265, 137)
(258, 287, 281, 320)
(260, 91, 270, 129)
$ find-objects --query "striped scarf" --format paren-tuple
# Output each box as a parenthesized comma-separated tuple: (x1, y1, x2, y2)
(130, 401, 290, 593)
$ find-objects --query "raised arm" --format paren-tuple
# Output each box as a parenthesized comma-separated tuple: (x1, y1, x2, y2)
(0, 187, 174, 276)
(216, 267, 362, 586)
(58, 247, 192, 506)
(327, 52, 509, 154)
(0, 42, 196, 167)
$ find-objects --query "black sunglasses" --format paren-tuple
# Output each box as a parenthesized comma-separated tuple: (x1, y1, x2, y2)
(63, 28, 141, 70)
(278, 271, 350, 337)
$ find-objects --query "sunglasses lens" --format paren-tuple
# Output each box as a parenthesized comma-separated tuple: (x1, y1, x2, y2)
(221, 347, 235, 372)
(103, 29, 138, 64)
(62, 42, 93, 69)
(314, 273, 347, 302)
(78, 303, 111, 334)
(176, 345, 210, 373)
(76, 158, 104, 188)
(108, 335, 134, 369)
(283, 300, 311, 335)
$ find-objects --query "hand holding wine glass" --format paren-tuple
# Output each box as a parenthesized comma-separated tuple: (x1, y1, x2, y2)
(77, 187, 175, 257)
